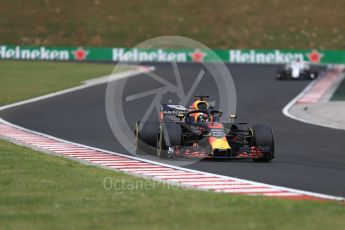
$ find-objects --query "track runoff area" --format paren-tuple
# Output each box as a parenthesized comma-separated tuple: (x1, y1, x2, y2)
(0, 63, 344, 201)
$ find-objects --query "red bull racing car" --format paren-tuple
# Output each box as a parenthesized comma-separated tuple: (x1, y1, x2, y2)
(135, 96, 275, 161)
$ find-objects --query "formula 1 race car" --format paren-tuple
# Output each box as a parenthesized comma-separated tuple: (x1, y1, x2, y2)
(276, 59, 318, 80)
(134, 96, 274, 161)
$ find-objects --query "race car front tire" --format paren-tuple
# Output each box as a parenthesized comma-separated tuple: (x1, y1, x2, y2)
(276, 72, 284, 80)
(157, 123, 182, 158)
(135, 121, 159, 155)
(251, 124, 275, 162)
(276, 70, 289, 80)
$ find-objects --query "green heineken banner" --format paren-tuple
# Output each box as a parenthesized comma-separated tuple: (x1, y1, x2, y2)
(1, 45, 345, 64)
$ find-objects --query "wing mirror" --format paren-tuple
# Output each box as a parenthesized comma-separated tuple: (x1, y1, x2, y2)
(176, 113, 185, 120)
(229, 114, 237, 122)
(229, 114, 237, 119)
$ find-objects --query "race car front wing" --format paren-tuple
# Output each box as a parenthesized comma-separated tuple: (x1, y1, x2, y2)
(172, 146, 273, 159)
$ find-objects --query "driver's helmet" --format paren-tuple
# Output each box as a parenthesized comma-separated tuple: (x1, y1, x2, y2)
(190, 100, 209, 121)
(197, 113, 209, 122)
(191, 100, 209, 110)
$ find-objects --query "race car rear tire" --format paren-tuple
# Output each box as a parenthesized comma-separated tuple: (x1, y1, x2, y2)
(135, 121, 159, 155)
(252, 124, 275, 162)
(157, 123, 182, 158)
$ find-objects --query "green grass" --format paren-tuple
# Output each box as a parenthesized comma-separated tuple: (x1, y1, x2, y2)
(331, 78, 345, 100)
(0, 61, 128, 106)
(0, 0, 345, 49)
(0, 139, 344, 230)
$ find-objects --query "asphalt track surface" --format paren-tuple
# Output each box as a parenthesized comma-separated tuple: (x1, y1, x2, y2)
(1, 63, 345, 197)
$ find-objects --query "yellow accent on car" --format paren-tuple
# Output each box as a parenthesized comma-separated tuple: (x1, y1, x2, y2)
(210, 138, 231, 150)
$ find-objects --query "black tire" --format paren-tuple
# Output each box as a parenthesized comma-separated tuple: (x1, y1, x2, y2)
(135, 121, 159, 155)
(252, 124, 275, 162)
(157, 123, 182, 158)
(309, 71, 318, 80)
(276, 69, 288, 80)
(276, 73, 282, 80)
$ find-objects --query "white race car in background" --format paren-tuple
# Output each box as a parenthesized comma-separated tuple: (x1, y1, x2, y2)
(276, 59, 319, 80)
